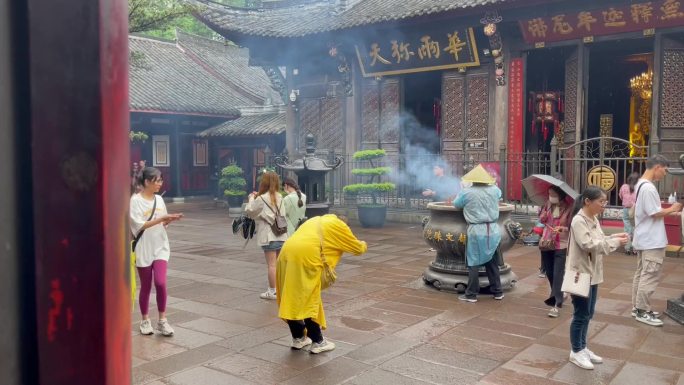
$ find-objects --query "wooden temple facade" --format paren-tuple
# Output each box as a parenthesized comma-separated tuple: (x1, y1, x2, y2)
(195, 0, 684, 198)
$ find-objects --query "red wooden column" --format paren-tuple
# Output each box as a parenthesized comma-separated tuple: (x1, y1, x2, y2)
(26, 0, 130, 383)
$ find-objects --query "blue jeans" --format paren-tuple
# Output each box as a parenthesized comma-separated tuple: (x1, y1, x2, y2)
(570, 284, 598, 353)
(261, 241, 284, 251)
(622, 208, 634, 251)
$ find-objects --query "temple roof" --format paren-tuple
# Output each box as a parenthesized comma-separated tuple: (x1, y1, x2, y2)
(129, 31, 283, 117)
(193, 0, 516, 38)
(197, 108, 286, 136)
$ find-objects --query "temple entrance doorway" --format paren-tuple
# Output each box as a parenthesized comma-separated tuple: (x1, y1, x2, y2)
(586, 39, 653, 157)
(524, 46, 574, 152)
(401, 71, 442, 155)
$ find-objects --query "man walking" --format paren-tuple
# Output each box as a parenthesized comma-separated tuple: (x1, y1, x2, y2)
(632, 155, 682, 326)
(453, 164, 504, 303)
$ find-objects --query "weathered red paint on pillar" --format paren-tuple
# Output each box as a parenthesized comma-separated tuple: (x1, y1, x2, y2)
(27, 0, 130, 383)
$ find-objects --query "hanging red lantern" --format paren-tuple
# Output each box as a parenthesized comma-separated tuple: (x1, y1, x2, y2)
(528, 91, 563, 141)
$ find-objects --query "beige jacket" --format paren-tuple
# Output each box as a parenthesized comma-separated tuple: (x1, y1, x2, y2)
(245, 193, 288, 246)
(566, 210, 622, 285)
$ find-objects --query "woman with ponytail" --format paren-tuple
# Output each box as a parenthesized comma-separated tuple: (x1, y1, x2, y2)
(130, 167, 183, 336)
(246, 171, 288, 300)
(565, 186, 628, 370)
(282, 177, 307, 236)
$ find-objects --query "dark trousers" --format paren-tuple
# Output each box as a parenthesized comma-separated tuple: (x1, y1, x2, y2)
(286, 318, 323, 343)
(570, 284, 598, 353)
(541, 249, 567, 308)
(465, 255, 503, 298)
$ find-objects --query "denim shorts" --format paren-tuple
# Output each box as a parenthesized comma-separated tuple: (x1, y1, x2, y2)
(261, 241, 284, 251)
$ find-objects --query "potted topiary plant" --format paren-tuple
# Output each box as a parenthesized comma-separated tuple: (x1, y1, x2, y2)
(219, 164, 247, 209)
(343, 149, 395, 228)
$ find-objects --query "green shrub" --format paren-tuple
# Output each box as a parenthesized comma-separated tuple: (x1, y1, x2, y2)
(219, 164, 247, 198)
(352, 149, 386, 161)
(351, 167, 391, 176)
(344, 150, 395, 204)
(342, 183, 396, 195)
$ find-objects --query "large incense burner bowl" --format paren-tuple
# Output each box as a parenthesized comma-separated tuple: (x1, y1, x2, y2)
(422, 202, 522, 293)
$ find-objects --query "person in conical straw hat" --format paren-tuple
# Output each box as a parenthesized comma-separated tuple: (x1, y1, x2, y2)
(453, 164, 503, 303)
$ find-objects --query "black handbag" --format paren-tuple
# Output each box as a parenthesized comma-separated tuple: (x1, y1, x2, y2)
(295, 216, 309, 231)
(231, 215, 255, 240)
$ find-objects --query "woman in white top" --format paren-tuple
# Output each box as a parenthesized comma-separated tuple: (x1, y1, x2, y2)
(130, 167, 183, 336)
(245, 171, 288, 300)
(282, 177, 307, 236)
(566, 186, 627, 370)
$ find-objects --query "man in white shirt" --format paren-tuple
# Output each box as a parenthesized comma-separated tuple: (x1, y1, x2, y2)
(632, 155, 682, 326)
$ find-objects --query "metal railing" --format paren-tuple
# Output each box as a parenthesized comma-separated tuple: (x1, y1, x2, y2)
(268, 136, 684, 211)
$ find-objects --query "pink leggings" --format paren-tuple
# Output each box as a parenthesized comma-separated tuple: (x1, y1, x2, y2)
(137, 260, 168, 315)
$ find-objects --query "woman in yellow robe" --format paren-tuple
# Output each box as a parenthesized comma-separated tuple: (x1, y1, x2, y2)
(276, 214, 367, 353)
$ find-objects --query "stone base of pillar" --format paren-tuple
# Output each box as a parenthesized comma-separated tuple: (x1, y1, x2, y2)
(423, 265, 518, 294)
(665, 298, 684, 325)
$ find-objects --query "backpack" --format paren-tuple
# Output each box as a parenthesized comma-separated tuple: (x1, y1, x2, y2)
(261, 196, 288, 236)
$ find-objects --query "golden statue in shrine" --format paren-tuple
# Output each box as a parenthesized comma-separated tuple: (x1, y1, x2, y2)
(629, 70, 652, 158)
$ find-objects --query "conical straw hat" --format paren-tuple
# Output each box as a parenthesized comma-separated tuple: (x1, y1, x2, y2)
(462, 164, 496, 185)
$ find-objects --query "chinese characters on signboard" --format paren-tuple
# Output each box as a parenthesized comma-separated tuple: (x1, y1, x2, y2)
(520, 0, 684, 44)
(355, 27, 480, 77)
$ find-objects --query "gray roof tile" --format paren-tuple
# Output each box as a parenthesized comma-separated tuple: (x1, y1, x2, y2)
(198, 110, 286, 136)
(129, 32, 283, 116)
(194, 0, 515, 38)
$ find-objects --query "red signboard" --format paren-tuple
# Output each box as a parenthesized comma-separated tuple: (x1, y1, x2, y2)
(507, 58, 524, 201)
(520, 0, 684, 44)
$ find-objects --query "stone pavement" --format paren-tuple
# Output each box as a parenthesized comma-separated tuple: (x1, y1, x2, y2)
(132, 202, 684, 385)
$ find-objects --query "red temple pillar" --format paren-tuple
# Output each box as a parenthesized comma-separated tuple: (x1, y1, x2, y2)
(6, 0, 131, 383)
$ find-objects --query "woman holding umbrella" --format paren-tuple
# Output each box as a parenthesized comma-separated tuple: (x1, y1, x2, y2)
(522, 174, 577, 318)
(539, 185, 572, 317)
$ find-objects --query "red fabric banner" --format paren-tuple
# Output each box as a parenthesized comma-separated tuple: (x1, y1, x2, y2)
(507, 58, 524, 201)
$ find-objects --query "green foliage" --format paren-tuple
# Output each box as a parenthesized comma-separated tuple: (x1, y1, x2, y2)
(351, 167, 391, 176)
(255, 166, 278, 188)
(128, 0, 247, 39)
(128, 0, 194, 34)
(129, 131, 149, 143)
(219, 164, 247, 197)
(352, 149, 387, 161)
(342, 183, 396, 195)
(345, 149, 395, 204)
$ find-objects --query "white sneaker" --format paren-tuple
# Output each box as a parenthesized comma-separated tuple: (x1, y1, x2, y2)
(569, 350, 594, 370)
(291, 336, 312, 350)
(157, 319, 174, 336)
(139, 319, 154, 335)
(635, 310, 664, 326)
(548, 307, 560, 318)
(310, 339, 336, 354)
(582, 348, 603, 364)
(260, 290, 277, 300)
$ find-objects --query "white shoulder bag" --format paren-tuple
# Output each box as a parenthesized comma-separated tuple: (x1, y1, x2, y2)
(561, 219, 591, 298)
